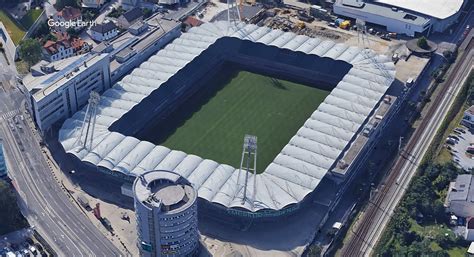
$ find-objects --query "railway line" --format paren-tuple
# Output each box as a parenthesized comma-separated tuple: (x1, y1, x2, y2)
(340, 34, 474, 256)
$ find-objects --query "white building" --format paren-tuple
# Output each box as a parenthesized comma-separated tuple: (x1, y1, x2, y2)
(462, 106, 474, 129)
(43, 40, 74, 61)
(333, 0, 466, 37)
(133, 170, 199, 257)
(22, 53, 111, 132)
(89, 22, 119, 42)
(445, 174, 474, 218)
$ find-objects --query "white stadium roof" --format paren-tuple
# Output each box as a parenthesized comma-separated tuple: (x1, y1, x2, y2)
(374, 0, 464, 19)
(59, 21, 395, 212)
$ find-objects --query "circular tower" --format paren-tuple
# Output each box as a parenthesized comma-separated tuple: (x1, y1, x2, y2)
(133, 170, 199, 257)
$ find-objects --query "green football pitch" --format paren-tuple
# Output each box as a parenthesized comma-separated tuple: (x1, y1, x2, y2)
(154, 68, 330, 173)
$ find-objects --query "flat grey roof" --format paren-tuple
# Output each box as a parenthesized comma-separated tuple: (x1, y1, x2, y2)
(337, 0, 430, 26)
(23, 54, 108, 102)
(374, 0, 465, 19)
(448, 174, 474, 202)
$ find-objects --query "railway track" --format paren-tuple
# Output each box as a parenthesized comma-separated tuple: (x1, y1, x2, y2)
(341, 36, 474, 256)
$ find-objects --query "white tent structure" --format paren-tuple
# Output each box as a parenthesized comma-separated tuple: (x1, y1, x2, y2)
(59, 21, 395, 213)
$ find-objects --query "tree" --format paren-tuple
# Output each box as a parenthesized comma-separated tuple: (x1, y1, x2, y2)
(18, 38, 42, 67)
(417, 37, 430, 50)
(0, 180, 28, 235)
(143, 8, 152, 19)
(307, 245, 322, 257)
(54, 0, 79, 10)
(66, 27, 80, 37)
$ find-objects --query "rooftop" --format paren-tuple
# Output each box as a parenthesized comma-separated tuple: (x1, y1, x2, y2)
(121, 7, 143, 23)
(374, 0, 465, 19)
(23, 53, 108, 102)
(109, 18, 180, 72)
(133, 170, 196, 213)
(57, 6, 82, 21)
(332, 95, 397, 176)
(90, 22, 117, 33)
(448, 174, 474, 203)
(338, 0, 430, 26)
(466, 105, 474, 115)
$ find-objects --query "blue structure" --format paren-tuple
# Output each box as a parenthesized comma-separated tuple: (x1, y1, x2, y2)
(0, 140, 7, 178)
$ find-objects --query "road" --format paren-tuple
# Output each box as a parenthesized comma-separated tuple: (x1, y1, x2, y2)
(0, 79, 122, 256)
(340, 30, 474, 257)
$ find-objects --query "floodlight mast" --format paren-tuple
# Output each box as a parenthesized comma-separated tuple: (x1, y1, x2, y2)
(356, 19, 370, 48)
(227, 0, 242, 23)
(75, 91, 100, 151)
(239, 135, 257, 208)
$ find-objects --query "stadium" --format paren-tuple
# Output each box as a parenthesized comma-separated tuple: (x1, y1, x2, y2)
(59, 21, 396, 219)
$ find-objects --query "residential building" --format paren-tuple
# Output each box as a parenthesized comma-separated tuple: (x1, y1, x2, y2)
(117, 7, 143, 29)
(462, 105, 474, 129)
(89, 22, 119, 42)
(42, 37, 91, 62)
(445, 174, 474, 218)
(22, 53, 111, 131)
(333, 0, 466, 37)
(53, 6, 84, 32)
(43, 40, 74, 61)
(82, 0, 106, 8)
(133, 170, 199, 257)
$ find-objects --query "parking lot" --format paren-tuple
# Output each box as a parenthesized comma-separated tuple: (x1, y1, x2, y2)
(447, 126, 474, 170)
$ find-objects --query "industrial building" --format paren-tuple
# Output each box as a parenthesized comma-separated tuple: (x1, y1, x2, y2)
(23, 53, 110, 132)
(133, 170, 199, 257)
(59, 21, 395, 218)
(333, 0, 466, 36)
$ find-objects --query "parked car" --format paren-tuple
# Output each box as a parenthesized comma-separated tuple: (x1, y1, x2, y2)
(449, 135, 460, 141)
(446, 138, 456, 145)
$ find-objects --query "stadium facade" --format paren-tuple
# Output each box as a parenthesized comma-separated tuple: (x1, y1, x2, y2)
(59, 21, 396, 218)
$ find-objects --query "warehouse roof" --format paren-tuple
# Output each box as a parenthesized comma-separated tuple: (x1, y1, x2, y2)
(59, 21, 395, 212)
(339, 0, 430, 26)
(374, 0, 464, 19)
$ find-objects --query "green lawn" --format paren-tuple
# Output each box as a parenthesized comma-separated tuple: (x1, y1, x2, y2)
(19, 9, 42, 29)
(154, 69, 330, 172)
(0, 10, 26, 45)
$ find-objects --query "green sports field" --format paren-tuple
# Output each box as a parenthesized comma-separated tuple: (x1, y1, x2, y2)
(154, 68, 330, 173)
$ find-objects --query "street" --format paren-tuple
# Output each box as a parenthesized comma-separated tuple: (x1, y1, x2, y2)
(0, 79, 122, 256)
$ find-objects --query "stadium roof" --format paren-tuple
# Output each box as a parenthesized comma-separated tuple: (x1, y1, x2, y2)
(374, 0, 464, 19)
(59, 21, 395, 212)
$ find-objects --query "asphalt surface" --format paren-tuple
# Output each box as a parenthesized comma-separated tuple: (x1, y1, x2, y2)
(0, 80, 122, 256)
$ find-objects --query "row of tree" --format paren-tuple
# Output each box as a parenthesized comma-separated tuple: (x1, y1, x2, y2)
(0, 180, 28, 235)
